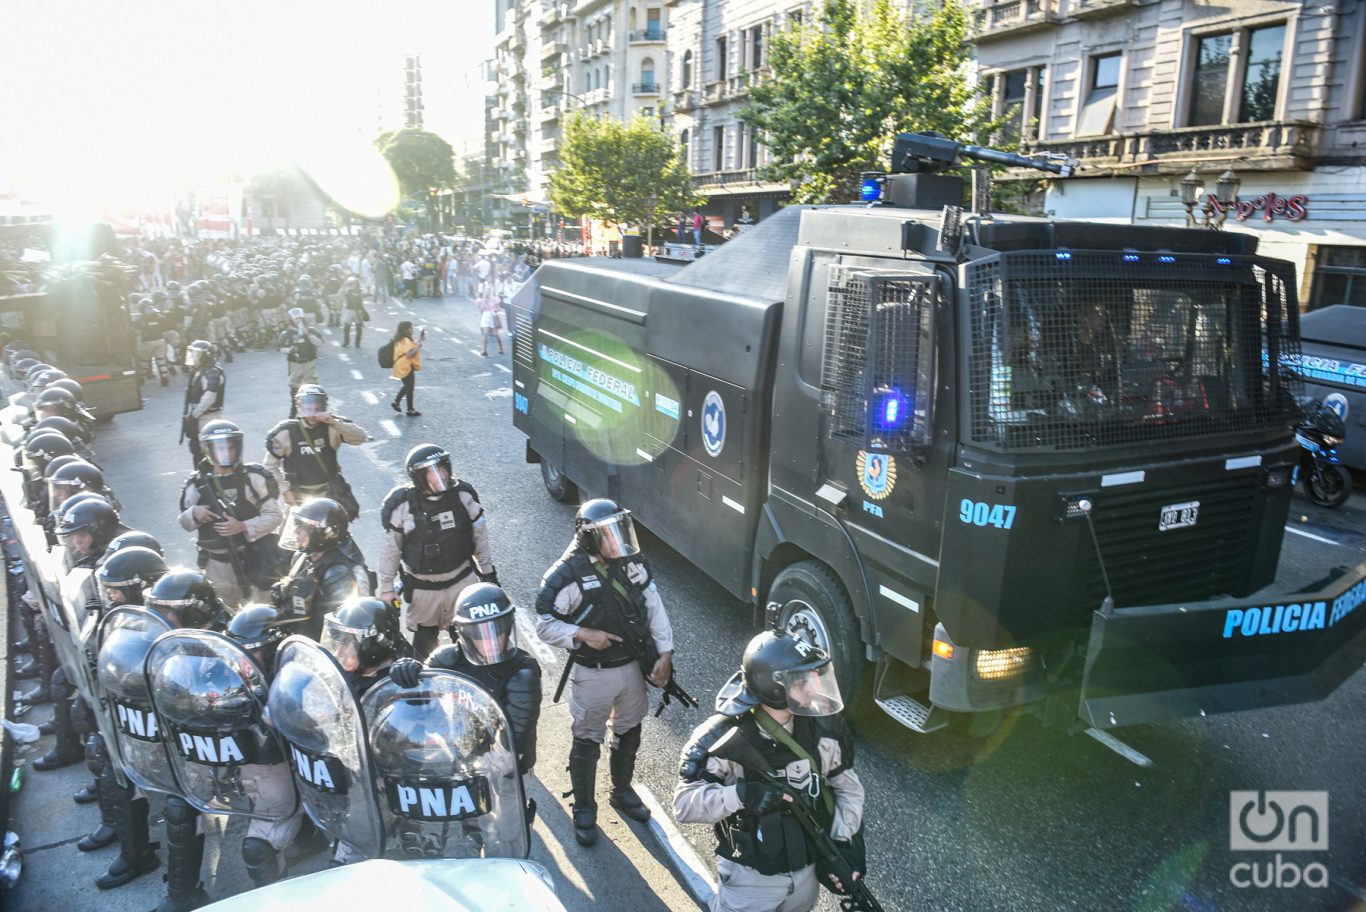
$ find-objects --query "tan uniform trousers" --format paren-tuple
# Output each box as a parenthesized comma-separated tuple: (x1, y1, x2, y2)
(566, 661, 649, 743)
(712, 860, 819, 912)
(403, 568, 479, 631)
(202, 555, 257, 613)
(288, 359, 318, 389)
(244, 762, 306, 849)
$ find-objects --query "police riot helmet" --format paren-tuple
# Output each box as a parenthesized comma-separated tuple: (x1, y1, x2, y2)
(137, 296, 154, 312)
(144, 569, 222, 629)
(32, 368, 69, 390)
(322, 596, 402, 673)
(297, 274, 312, 286)
(287, 306, 306, 323)
(12, 357, 39, 378)
(574, 498, 639, 559)
(151, 290, 168, 304)
(107, 530, 164, 556)
(34, 387, 78, 421)
(184, 339, 215, 369)
(405, 444, 454, 495)
(24, 430, 74, 470)
(197, 419, 243, 468)
(48, 459, 105, 514)
(56, 497, 122, 555)
(97, 546, 169, 607)
(59, 491, 109, 514)
(33, 414, 86, 440)
(166, 280, 182, 294)
(450, 583, 516, 665)
(294, 384, 328, 417)
(22, 362, 54, 386)
(226, 604, 287, 669)
(42, 454, 82, 481)
(280, 497, 348, 552)
(47, 378, 86, 402)
(739, 630, 844, 716)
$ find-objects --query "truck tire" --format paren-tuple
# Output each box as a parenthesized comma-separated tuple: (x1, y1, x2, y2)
(768, 561, 866, 706)
(540, 458, 577, 503)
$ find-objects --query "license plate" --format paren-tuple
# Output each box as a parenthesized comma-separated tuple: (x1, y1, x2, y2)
(1158, 500, 1200, 531)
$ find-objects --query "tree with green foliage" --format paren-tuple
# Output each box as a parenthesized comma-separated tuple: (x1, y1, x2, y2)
(741, 0, 995, 204)
(548, 113, 701, 235)
(375, 129, 457, 199)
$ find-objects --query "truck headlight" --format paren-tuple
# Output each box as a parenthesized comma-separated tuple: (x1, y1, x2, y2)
(974, 646, 1033, 681)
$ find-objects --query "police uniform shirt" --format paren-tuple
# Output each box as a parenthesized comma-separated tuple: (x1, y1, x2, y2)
(263, 417, 366, 499)
(672, 714, 865, 842)
(376, 488, 492, 589)
(177, 466, 284, 546)
(535, 557, 675, 656)
(283, 326, 323, 362)
(187, 366, 225, 418)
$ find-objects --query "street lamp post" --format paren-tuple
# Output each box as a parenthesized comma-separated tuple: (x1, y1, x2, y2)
(1180, 167, 1241, 229)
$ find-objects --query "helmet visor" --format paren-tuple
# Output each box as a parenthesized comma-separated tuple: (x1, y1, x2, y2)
(100, 580, 140, 608)
(184, 348, 201, 368)
(456, 616, 514, 666)
(588, 514, 639, 559)
(277, 510, 321, 552)
(773, 661, 844, 717)
(296, 394, 326, 418)
(57, 527, 97, 559)
(205, 437, 240, 468)
(320, 618, 366, 672)
(49, 479, 81, 514)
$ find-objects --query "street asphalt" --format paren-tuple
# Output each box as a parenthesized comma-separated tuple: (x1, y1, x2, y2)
(5, 286, 1364, 912)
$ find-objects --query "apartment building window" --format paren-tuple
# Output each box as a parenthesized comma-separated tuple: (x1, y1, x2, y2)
(713, 125, 726, 171)
(1188, 24, 1285, 126)
(749, 25, 764, 70)
(747, 127, 759, 169)
(1076, 53, 1120, 136)
(682, 49, 693, 87)
(717, 37, 728, 81)
(994, 67, 1045, 146)
(640, 59, 656, 91)
(788, 8, 803, 26)
(680, 129, 690, 168)
(646, 8, 662, 40)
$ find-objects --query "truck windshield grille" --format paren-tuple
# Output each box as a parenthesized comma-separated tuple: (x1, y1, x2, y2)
(964, 251, 1301, 451)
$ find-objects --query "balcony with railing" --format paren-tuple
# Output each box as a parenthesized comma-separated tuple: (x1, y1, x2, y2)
(541, 39, 568, 60)
(629, 28, 666, 44)
(701, 80, 728, 106)
(632, 81, 660, 96)
(672, 89, 698, 111)
(1024, 120, 1323, 177)
(538, 103, 562, 123)
(1064, 0, 1138, 20)
(973, 0, 1060, 40)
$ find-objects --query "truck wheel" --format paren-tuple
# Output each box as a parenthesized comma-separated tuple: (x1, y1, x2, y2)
(540, 458, 577, 503)
(769, 561, 866, 705)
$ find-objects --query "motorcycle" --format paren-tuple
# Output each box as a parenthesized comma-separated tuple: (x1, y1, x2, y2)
(1296, 399, 1353, 508)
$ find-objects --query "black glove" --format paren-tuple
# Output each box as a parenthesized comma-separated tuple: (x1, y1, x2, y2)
(740, 779, 786, 816)
(390, 657, 423, 689)
(476, 565, 500, 587)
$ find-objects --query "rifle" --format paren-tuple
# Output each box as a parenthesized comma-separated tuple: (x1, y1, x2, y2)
(710, 725, 885, 912)
(616, 631, 697, 716)
(203, 474, 251, 595)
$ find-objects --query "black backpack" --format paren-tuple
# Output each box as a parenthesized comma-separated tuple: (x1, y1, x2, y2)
(377, 340, 395, 369)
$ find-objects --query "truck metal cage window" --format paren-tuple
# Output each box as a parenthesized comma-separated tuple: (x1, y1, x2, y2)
(963, 251, 1301, 451)
(821, 266, 937, 451)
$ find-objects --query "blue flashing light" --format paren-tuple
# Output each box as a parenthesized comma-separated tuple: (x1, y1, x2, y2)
(884, 396, 900, 425)
(1158, 255, 1176, 264)
(1055, 251, 1072, 260)
(1122, 254, 1140, 262)
(873, 389, 909, 431)
(1216, 257, 1232, 265)
(859, 174, 883, 203)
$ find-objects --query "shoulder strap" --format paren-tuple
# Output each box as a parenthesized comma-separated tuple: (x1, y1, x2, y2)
(244, 464, 280, 500)
(754, 711, 836, 817)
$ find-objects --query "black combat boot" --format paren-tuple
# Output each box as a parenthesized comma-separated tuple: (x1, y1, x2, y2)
(155, 796, 209, 912)
(567, 738, 601, 846)
(97, 787, 160, 890)
(353, 325, 362, 348)
(608, 725, 651, 822)
(342, 323, 351, 347)
(34, 695, 83, 770)
(74, 733, 104, 804)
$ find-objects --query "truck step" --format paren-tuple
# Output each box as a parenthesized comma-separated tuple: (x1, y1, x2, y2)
(875, 693, 949, 733)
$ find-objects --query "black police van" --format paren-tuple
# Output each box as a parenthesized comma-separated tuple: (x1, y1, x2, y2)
(511, 134, 1366, 748)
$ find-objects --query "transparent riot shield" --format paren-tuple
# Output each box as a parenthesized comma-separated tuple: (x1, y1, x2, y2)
(268, 636, 384, 860)
(95, 606, 180, 795)
(145, 629, 298, 821)
(59, 567, 130, 784)
(362, 669, 529, 860)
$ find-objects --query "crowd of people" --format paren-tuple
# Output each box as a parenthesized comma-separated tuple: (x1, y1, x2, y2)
(0, 225, 872, 912)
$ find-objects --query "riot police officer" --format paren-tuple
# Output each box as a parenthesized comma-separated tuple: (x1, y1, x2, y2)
(178, 419, 284, 610)
(181, 340, 225, 468)
(263, 384, 366, 511)
(673, 631, 867, 912)
(225, 605, 329, 885)
(322, 595, 412, 697)
(378, 444, 496, 661)
(341, 276, 366, 348)
(142, 570, 227, 912)
(390, 583, 542, 820)
(137, 300, 173, 386)
(86, 544, 169, 890)
(274, 497, 372, 640)
(279, 307, 324, 416)
(535, 498, 674, 845)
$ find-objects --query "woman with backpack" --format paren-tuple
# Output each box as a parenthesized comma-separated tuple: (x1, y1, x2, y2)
(388, 321, 424, 416)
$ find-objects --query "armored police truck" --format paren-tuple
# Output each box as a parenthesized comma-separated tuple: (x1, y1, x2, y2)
(510, 133, 1366, 750)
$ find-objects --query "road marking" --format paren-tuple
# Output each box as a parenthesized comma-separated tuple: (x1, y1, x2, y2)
(360, 390, 378, 405)
(515, 609, 557, 666)
(1285, 525, 1340, 546)
(330, 339, 341, 347)
(484, 388, 512, 399)
(469, 349, 483, 357)
(380, 419, 401, 438)
(337, 352, 351, 362)
(350, 369, 364, 380)
(495, 363, 511, 374)
(636, 784, 716, 908)
(471, 372, 492, 378)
